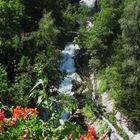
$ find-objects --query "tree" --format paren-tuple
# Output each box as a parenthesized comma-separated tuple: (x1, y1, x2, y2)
(100, 0, 140, 125)
(85, 7, 121, 71)
(117, 0, 140, 124)
(0, 0, 24, 39)
(0, 0, 24, 82)
(0, 7, 61, 106)
(99, 0, 123, 9)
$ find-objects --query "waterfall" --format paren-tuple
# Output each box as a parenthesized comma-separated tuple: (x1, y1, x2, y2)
(58, 43, 82, 95)
(80, 0, 96, 8)
(58, 0, 97, 95)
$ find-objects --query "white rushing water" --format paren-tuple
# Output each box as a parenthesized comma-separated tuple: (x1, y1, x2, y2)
(80, 0, 96, 8)
(58, 43, 82, 95)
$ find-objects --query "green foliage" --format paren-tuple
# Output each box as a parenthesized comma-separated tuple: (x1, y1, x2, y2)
(99, 0, 123, 9)
(96, 123, 109, 138)
(38, 12, 60, 47)
(0, 65, 30, 106)
(77, 0, 140, 126)
(62, 4, 89, 30)
(3, 115, 46, 139)
(0, 0, 140, 137)
(0, 108, 85, 140)
(77, 3, 122, 74)
(0, 74, 85, 140)
(0, 9, 61, 107)
(0, 0, 24, 39)
(87, 7, 121, 68)
(100, 0, 140, 125)
(28, 78, 84, 140)
(82, 104, 94, 118)
(30, 77, 78, 114)
(0, 0, 24, 85)
(62, 121, 86, 140)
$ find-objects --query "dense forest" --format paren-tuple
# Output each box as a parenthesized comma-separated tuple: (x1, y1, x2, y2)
(0, 0, 140, 139)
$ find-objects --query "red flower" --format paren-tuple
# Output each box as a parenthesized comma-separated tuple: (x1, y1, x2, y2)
(88, 126, 96, 136)
(0, 112, 5, 131)
(12, 106, 38, 118)
(12, 106, 22, 118)
(80, 133, 96, 140)
(0, 112, 5, 122)
(80, 126, 96, 140)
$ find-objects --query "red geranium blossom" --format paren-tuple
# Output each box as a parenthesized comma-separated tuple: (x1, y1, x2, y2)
(80, 126, 96, 140)
(12, 106, 38, 118)
(88, 126, 96, 136)
(8, 106, 38, 127)
(80, 133, 96, 140)
(0, 112, 5, 122)
(0, 112, 5, 131)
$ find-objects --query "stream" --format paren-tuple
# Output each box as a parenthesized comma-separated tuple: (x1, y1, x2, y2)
(58, 43, 124, 140)
(58, 43, 82, 95)
(58, 43, 123, 140)
(58, 42, 125, 140)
